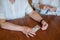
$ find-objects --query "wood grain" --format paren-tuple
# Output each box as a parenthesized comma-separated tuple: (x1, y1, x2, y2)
(0, 15, 60, 40)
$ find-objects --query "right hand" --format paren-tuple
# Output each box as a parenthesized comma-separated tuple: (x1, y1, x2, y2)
(43, 5, 57, 12)
(21, 26, 36, 38)
(39, 4, 49, 9)
(49, 7, 57, 12)
(41, 20, 48, 30)
(39, 4, 56, 12)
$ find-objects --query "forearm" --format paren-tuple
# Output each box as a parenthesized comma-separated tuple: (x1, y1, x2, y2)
(0, 22, 23, 31)
(29, 11, 43, 22)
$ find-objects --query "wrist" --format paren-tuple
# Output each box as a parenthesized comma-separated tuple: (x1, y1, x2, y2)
(39, 19, 44, 24)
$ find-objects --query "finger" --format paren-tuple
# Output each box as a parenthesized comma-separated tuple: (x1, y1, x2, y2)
(42, 24, 48, 30)
(42, 26, 48, 30)
(26, 34, 29, 38)
(29, 33, 34, 37)
(44, 6, 47, 9)
(42, 24, 48, 29)
(41, 27, 47, 30)
(43, 23, 47, 27)
(30, 32, 36, 35)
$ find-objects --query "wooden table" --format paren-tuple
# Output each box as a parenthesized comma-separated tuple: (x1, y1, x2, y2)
(0, 15, 60, 40)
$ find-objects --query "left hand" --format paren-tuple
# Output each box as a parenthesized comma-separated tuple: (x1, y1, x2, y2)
(21, 26, 36, 38)
(45, 5, 57, 12)
(41, 20, 48, 30)
(49, 7, 57, 12)
(43, 5, 57, 12)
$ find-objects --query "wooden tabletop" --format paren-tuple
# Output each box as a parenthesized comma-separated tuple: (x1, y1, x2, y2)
(0, 15, 60, 40)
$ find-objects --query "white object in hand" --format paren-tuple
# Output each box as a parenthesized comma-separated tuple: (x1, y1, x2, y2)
(32, 25, 41, 33)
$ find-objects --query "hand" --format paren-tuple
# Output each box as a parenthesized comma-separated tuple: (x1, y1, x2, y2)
(44, 5, 57, 12)
(42, 5, 57, 12)
(39, 4, 48, 9)
(21, 26, 36, 38)
(41, 20, 48, 30)
(49, 7, 57, 12)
